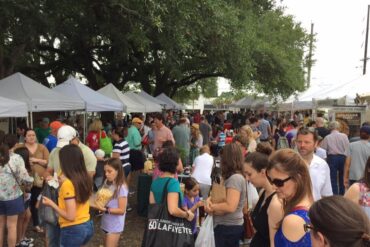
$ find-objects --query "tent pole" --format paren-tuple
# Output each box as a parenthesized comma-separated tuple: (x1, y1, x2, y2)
(30, 111, 34, 129)
(84, 112, 87, 142)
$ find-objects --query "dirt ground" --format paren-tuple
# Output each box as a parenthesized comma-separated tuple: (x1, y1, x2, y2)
(26, 173, 147, 247)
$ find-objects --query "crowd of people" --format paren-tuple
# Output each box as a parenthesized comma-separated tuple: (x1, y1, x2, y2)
(0, 109, 369, 247)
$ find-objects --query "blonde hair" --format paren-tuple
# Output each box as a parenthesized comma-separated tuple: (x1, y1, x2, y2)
(200, 145, 210, 154)
(240, 125, 254, 141)
(89, 119, 103, 132)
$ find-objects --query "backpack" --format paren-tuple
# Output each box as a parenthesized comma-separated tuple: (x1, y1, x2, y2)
(277, 133, 289, 150)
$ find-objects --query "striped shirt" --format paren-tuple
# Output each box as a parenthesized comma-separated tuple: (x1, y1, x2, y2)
(113, 139, 130, 167)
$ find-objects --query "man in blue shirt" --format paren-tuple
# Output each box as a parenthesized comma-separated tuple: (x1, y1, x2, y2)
(43, 121, 63, 152)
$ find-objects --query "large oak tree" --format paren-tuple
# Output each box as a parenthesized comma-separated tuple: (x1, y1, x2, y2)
(0, 0, 310, 99)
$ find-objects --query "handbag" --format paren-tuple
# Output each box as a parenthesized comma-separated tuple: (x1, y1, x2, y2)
(142, 135, 149, 146)
(39, 184, 59, 225)
(244, 185, 255, 239)
(210, 158, 226, 203)
(99, 131, 113, 155)
(141, 178, 194, 247)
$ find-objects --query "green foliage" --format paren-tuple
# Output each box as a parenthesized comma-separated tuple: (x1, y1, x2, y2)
(1, 0, 310, 99)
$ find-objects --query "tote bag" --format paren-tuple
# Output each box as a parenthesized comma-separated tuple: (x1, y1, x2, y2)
(99, 131, 113, 155)
(142, 178, 194, 247)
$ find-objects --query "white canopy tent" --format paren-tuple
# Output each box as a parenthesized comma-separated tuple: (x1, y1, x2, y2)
(0, 73, 85, 112)
(139, 91, 166, 107)
(123, 92, 162, 113)
(98, 84, 146, 113)
(231, 96, 254, 108)
(278, 84, 333, 111)
(155, 93, 184, 110)
(304, 74, 370, 102)
(53, 77, 123, 112)
(0, 96, 28, 117)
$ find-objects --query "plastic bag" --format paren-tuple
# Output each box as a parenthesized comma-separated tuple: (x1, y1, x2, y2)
(39, 184, 59, 225)
(247, 181, 258, 209)
(195, 216, 215, 247)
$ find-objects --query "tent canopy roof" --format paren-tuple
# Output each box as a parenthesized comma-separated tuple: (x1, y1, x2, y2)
(155, 93, 184, 110)
(54, 77, 123, 112)
(98, 84, 146, 113)
(0, 73, 84, 112)
(0, 96, 28, 117)
(123, 92, 162, 113)
(139, 91, 166, 106)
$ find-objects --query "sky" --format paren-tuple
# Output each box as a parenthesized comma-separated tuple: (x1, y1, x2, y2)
(280, 0, 370, 86)
(218, 0, 370, 95)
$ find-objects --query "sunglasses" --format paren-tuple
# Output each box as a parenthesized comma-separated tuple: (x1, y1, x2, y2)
(303, 223, 316, 233)
(266, 173, 292, 187)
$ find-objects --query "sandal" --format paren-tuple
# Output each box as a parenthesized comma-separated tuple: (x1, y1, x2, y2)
(33, 226, 44, 233)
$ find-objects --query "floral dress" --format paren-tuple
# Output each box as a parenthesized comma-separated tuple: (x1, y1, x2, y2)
(0, 153, 34, 201)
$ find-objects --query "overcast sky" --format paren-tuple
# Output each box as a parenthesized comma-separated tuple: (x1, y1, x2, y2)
(218, 1, 370, 95)
(281, 0, 370, 86)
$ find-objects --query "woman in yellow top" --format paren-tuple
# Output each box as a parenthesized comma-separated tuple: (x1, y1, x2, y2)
(42, 144, 93, 247)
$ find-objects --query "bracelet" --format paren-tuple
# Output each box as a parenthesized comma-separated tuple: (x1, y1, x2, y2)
(105, 207, 110, 214)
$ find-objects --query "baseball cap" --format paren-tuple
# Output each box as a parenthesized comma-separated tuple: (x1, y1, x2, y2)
(50, 121, 64, 130)
(94, 149, 105, 158)
(42, 117, 50, 124)
(57, 125, 78, 148)
(132, 117, 143, 124)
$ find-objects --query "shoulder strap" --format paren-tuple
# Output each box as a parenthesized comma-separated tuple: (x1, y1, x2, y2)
(291, 206, 308, 212)
(7, 163, 22, 189)
(160, 178, 173, 204)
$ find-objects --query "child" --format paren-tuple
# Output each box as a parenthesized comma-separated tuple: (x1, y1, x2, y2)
(182, 177, 204, 240)
(101, 158, 128, 247)
(42, 144, 93, 247)
(94, 149, 106, 191)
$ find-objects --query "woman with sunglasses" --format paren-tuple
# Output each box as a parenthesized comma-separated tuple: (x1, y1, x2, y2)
(307, 196, 370, 247)
(266, 149, 313, 247)
(205, 143, 246, 247)
(243, 146, 283, 247)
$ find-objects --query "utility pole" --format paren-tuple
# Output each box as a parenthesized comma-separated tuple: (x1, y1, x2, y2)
(307, 22, 314, 87)
(363, 5, 370, 75)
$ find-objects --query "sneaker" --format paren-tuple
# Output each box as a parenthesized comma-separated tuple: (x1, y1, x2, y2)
(16, 241, 34, 247)
(23, 238, 34, 244)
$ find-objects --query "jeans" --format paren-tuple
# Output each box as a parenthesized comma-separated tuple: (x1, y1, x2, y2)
(327, 154, 346, 195)
(45, 223, 60, 247)
(60, 220, 93, 247)
(214, 225, 244, 247)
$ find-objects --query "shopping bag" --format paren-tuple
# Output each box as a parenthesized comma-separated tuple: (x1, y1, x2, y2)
(39, 184, 58, 225)
(99, 131, 113, 155)
(210, 179, 226, 203)
(195, 216, 215, 247)
(141, 178, 194, 247)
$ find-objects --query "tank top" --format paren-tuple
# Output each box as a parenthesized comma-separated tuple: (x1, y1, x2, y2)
(250, 191, 276, 247)
(359, 182, 370, 220)
(274, 207, 311, 247)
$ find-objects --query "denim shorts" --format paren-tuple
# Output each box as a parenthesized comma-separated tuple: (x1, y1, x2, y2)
(0, 196, 25, 216)
(60, 220, 93, 247)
